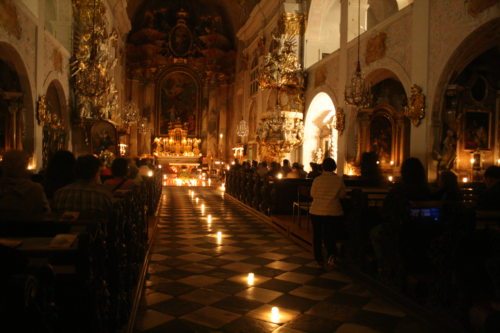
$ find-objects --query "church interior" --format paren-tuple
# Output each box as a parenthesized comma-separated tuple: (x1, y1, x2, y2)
(1, 0, 500, 332)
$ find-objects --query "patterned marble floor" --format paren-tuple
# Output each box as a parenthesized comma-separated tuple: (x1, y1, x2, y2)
(134, 187, 432, 333)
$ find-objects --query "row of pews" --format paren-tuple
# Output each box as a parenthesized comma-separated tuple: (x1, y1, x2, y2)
(226, 169, 500, 331)
(0, 175, 162, 333)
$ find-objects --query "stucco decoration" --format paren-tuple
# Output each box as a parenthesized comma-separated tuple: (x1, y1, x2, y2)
(0, 0, 21, 39)
(466, 0, 498, 17)
(365, 32, 387, 66)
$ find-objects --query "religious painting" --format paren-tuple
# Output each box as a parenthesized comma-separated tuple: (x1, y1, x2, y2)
(90, 120, 117, 155)
(370, 114, 392, 163)
(464, 110, 491, 150)
(169, 24, 192, 57)
(158, 71, 199, 136)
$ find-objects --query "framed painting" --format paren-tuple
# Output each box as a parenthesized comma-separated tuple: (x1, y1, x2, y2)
(369, 114, 392, 163)
(90, 120, 118, 155)
(463, 110, 491, 150)
(157, 70, 199, 136)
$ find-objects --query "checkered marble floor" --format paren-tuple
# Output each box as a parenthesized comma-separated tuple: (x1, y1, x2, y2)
(134, 187, 432, 333)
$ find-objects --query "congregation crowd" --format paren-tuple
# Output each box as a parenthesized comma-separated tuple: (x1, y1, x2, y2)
(0, 150, 156, 218)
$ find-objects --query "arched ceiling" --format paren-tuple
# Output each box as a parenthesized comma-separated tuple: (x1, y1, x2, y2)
(126, 0, 260, 41)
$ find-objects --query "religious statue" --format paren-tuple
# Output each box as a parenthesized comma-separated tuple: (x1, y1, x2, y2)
(404, 84, 425, 126)
(437, 129, 457, 170)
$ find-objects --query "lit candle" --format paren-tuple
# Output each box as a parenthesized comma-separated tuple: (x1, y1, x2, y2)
(271, 307, 280, 323)
(207, 214, 212, 223)
(195, 197, 199, 204)
(208, 179, 212, 186)
(376, 160, 380, 165)
(163, 174, 167, 180)
(162, 181, 167, 186)
(216, 231, 222, 244)
(462, 177, 469, 183)
(470, 158, 475, 165)
(388, 175, 393, 182)
(390, 160, 394, 166)
(276, 173, 283, 179)
(147, 170, 154, 177)
(247, 273, 255, 285)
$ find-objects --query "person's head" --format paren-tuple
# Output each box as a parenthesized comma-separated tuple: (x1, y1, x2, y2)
(438, 170, 458, 191)
(484, 165, 500, 188)
(75, 155, 101, 182)
(283, 159, 290, 167)
(46, 150, 76, 182)
(111, 158, 129, 178)
(322, 157, 337, 172)
(400, 157, 426, 185)
(1, 150, 29, 178)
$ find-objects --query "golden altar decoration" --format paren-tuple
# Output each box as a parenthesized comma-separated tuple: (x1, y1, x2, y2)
(153, 122, 201, 165)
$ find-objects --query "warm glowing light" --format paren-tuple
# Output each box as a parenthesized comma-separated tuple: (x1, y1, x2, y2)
(216, 231, 222, 244)
(163, 174, 167, 180)
(226, 166, 230, 171)
(208, 179, 212, 186)
(147, 170, 154, 177)
(271, 307, 280, 323)
(162, 181, 167, 186)
(390, 160, 394, 166)
(27, 158, 36, 170)
(202, 181, 206, 187)
(175, 179, 183, 186)
(195, 197, 199, 204)
(247, 273, 255, 285)
(376, 160, 380, 165)
(231, 161, 235, 165)
(388, 175, 393, 182)
(276, 173, 283, 179)
(497, 159, 500, 165)
(219, 183, 226, 192)
(207, 214, 212, 223)
(462, 177, 469, 183)
(470, 158, 475, 165)
(219, 133, 223, 139)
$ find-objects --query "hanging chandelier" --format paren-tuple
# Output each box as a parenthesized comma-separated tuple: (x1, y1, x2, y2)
(345, 0, 372, 109)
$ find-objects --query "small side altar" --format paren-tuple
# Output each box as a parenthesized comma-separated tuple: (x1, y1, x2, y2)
(153, 121, 202, 166)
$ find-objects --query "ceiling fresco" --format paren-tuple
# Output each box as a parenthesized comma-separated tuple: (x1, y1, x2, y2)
(126, 0, 260, 81)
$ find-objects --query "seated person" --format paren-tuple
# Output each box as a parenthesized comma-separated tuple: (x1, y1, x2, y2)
(53, 155, 113, 219)
(104, 158, 137, 193)
(286, 162, 307, 179)
(0, 150, 50, 215)
(477, 165, 500, 210)
(43, 150, 76, 199)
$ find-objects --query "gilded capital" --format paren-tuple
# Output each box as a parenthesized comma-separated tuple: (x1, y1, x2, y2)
(280, 13, 304, 36)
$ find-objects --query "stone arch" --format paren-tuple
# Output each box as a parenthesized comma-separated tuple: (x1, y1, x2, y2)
(431, 18, 500, 177)
(305, 0, 341, 67)
(431, 18, 500, 122)
(303, 91, 338, 171)
(0, 41, 34, 154)
(364, 60, 412, 96)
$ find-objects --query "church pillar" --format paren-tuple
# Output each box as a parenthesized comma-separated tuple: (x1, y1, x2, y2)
(338, 0, 350, 174)
(409, 0, 430, 171)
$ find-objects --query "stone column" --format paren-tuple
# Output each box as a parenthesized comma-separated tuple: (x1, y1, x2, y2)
(409, 0, 430, 172)
(338, 0, 350, 175)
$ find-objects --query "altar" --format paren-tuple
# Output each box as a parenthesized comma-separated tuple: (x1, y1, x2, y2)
(153, 121, 202, 169)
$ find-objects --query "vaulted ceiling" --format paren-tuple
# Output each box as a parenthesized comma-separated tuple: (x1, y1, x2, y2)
(126, 0, 260, 42)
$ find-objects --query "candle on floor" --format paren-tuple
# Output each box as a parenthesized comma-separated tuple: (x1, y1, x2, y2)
(247, 273, 255, 285)
(271, 306, 280, 323)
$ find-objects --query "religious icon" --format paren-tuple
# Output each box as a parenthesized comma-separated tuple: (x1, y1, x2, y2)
(463, 110, 491, 150)
(90, 120, 117, 155)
